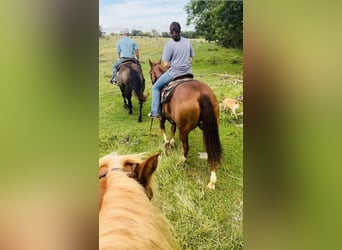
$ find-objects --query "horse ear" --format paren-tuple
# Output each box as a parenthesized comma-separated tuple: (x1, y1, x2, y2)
(135, 152, 160, 198)
(99, 156, 110, 211)
(158, 59, 161, 65)
(149, 59, 153, 67)
(99, 156, 109, 176)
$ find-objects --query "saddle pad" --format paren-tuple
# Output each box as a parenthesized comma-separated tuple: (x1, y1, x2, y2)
(160, 78, 194, 104)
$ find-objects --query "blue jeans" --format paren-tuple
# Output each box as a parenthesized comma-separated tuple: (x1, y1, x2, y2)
(111, 58, 141, 80)
(111, 59, 123, 80)
(151, 71, 173, 115)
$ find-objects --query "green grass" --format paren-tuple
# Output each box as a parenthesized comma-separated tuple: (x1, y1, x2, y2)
(99, 35, 243, 249)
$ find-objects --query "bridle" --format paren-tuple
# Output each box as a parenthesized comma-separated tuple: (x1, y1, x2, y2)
(98, 162, 153, 199)
(98, 164, 138, 180)
(149, 68, 157, 85)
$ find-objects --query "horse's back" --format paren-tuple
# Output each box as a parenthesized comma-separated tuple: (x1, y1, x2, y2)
(168, 81, 201, 118)
(117, 63, 137, 83)
(117, 63, 145, 100)
(172, 80, 218, 109)
(166, 80, 219, 128)
(194, 80, 220, 116)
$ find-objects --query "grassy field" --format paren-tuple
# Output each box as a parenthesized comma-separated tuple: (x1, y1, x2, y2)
(99, 35, 243, 249)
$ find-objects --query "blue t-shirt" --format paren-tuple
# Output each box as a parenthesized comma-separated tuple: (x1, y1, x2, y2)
(116, 36, 139, 58)
(162, 37, 194, 78)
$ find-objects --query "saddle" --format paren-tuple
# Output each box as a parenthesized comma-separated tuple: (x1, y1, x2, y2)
(160, 74, 194, 104)
(117, 58, 140, 72)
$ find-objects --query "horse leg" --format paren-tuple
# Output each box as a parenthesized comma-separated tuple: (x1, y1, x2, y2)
(160, 117, 170, 147)
(123, 98, 129, 109)
(179, 130, 189, 162)
(127, 95, 133, 114)
(207, 166, 217, 190)
(170, 122, 176, 147)
(120, 89, 129, 109)
(138, 100, 143, 122)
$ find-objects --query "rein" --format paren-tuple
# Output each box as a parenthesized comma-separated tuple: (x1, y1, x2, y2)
(99, 164, 138, 179)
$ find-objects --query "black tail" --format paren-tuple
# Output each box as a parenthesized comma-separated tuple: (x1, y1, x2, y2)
(130, 68, 146, 103)
(198, 94, 222, 167)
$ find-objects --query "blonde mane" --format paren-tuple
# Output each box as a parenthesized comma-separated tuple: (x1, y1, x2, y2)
(99, 154, 179, 250)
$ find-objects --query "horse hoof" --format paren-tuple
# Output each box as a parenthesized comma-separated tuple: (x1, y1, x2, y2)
(123, 104, 129, 109)
(207, 183, 215, 189)
(181, 156, 186, 162)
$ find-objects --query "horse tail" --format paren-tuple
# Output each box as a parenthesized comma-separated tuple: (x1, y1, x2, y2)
(198, 94, 222, 167)
(130, 67, 146, 103)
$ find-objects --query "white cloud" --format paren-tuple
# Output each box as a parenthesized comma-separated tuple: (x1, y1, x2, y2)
(99, 0, 194, 34)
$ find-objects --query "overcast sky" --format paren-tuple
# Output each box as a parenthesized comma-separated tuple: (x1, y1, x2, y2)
(99, 0, 194, 34)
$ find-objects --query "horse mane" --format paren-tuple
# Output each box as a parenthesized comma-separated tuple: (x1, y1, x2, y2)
(155, 63, 167, 74)
(99, 154, 179, 250)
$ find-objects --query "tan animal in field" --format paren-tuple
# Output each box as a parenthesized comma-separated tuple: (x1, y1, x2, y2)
(222, 98, 240, 118)
(99, 152, 179, 250)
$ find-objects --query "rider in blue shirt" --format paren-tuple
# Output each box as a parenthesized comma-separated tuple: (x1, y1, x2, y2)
(110, 28, 140, 84)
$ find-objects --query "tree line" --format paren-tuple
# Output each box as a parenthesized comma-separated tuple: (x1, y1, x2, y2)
(99, 1, 242, 49)
(99, 26, 198, 39)
(130, 29, 198, 39)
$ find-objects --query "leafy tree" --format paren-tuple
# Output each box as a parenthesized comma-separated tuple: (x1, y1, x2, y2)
(161, 32, 169, 38)
(185, 0, 243, 49)
(151, 29, 160, 37)
(144, 32, 152, 37)
(182, 31, 199, 39)
(131, 29, 141, 36)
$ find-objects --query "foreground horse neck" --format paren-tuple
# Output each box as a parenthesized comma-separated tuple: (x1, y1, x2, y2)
(99, 173, 178, 249)
(99, 153, 178, 249)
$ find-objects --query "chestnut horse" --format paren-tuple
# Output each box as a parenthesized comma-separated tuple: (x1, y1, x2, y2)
(149, 60, 222, 189)
(116, 61, 146, 122)
(99, 152, 179, 249)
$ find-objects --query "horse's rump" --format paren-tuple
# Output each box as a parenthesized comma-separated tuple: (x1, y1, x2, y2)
(163, 80, 219, 127)
(117, 63, 146, 102)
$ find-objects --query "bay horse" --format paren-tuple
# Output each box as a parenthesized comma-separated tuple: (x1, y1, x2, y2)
(148, 60, 223, 189)
(116, 60, 146, 122)
(99, 152, 179, 250)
